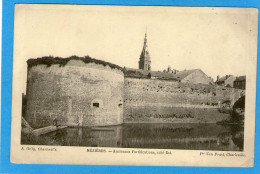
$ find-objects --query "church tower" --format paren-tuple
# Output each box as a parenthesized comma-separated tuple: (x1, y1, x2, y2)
(139, 33, 151, 71)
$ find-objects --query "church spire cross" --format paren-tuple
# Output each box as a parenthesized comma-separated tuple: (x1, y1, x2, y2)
(143, 33, 148, 50)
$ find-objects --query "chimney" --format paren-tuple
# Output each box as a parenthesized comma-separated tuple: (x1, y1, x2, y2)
(226, 75, 229, 79)
(217, 75, 219, 81)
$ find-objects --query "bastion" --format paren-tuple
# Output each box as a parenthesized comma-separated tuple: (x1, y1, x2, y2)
(25, 56, 124, 128)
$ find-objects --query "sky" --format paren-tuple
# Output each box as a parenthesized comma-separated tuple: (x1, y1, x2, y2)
(13, 5, 258, 93)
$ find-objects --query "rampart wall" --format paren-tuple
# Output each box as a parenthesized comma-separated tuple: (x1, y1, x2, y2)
(25, 60, 124, 128)
(123, 78, 244, 123)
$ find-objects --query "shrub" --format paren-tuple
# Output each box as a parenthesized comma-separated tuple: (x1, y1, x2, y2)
(27, 55, 124, 71)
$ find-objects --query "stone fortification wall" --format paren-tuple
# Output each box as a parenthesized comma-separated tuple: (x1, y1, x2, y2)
(124, 78, 243, 123)
(124, 106, 230, 123)
(25, 59, 124, 128)
(124, 78, 242, 107)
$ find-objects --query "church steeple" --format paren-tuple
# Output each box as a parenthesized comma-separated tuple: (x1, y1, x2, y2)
(139, 32, 151, 71)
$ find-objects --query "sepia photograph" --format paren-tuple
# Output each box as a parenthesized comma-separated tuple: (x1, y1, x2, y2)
(10, 4, 257, 166)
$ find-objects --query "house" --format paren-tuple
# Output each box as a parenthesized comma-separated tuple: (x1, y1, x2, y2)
(124, 68, 213, 85)
(233, 76, 246, 90)
(173, 69, 214, 85)
(215, 75, 236, 87)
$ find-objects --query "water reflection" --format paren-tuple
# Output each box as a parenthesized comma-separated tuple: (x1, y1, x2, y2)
(21, 123, 243, 151)
(122, 124, 243, 151)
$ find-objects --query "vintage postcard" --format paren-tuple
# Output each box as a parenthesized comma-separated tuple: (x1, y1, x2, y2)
(10, 4, 258, 166)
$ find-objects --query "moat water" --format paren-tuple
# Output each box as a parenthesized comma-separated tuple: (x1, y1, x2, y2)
(21, 123, 244, 151)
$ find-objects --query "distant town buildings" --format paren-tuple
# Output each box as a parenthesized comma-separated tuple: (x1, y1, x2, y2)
(127, 32, 245, 87)
(216, 75, 236, 87)
(163, 66, 178, 74)
(124, 67, 178, 80)
(234, 76, 246, 90)
(215, 75, 246, 89)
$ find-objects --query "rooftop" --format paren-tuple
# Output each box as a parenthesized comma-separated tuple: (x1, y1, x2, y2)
(235, 76, 246, 82)
(216, 75, 234, 83)
(173, 69, 200, 80)
(124, 67, 178, 80)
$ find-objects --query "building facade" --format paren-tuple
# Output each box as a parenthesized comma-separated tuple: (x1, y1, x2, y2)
(234, 76, 246, 90)
(216, 75, 236, 87)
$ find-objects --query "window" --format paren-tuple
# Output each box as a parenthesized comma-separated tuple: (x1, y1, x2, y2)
(93, 103, 99, 108)
(91, 98, 103, 108)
